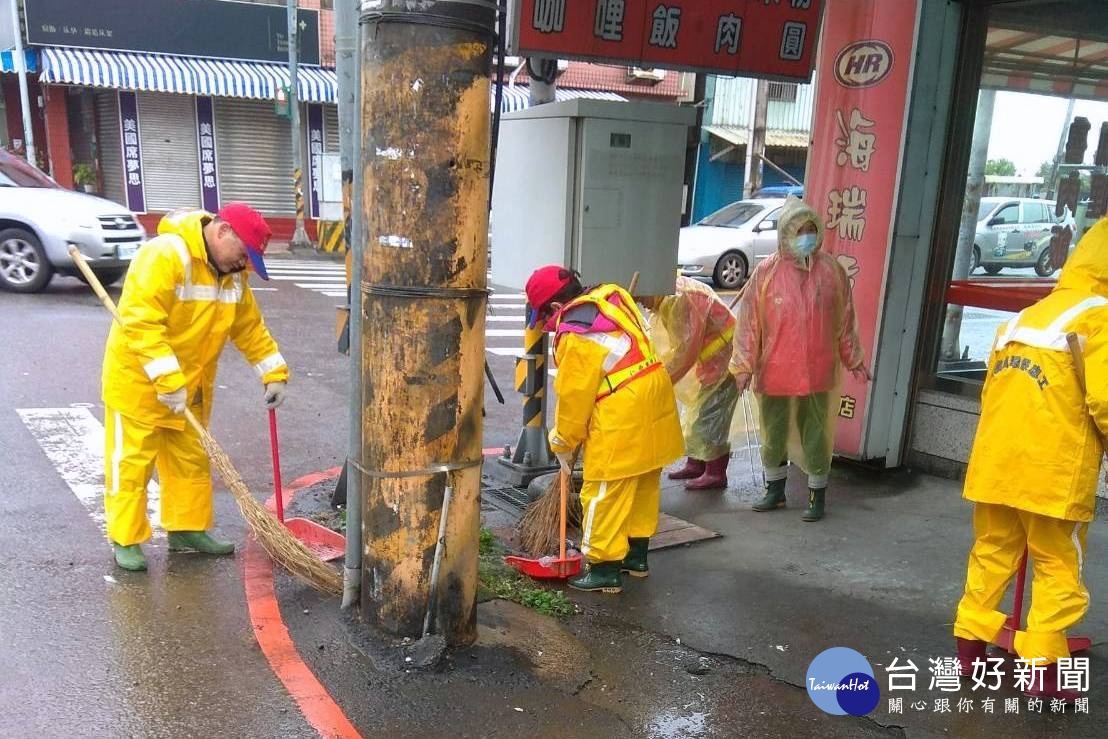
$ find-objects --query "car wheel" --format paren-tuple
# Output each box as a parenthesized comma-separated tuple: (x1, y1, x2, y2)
(983, 264, 1003, 276)
(77, 267, 127, 287)
(1034, 248, 1055, 277)
(0, 227, 53, 293)
(970, 246, 980, 274)
(713, 251, 748, 290)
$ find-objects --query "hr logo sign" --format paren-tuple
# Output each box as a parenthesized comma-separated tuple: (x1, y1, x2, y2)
(834, 40, 894, 88)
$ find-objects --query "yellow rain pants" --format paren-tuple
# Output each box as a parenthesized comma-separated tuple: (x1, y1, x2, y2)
(104, 407, 213, 546)
(578, 470, 662, 563)
(954, 502, 1090, 664)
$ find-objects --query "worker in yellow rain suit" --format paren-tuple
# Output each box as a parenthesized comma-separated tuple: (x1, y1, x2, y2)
(953, 217, 1108, 701)
(730, 197, 868, 521)
(642, 276, 739, 491)
(102, 203, 289, 572)
(525, 266, 683, 593)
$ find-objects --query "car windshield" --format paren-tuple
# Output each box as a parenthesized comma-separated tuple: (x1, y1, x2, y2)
(0, 157, 58, 188)
(698, 202, 763, 228)
(976, 201, 997, 223)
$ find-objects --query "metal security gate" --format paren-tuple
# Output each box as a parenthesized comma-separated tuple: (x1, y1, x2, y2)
(94, 91, 125, 208)
(136, 92, 202, 212)
(324, 104, 338, 153)
(213, 98, 294, 215)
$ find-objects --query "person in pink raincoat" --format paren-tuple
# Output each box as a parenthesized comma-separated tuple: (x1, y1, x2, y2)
(729, 197, 869, 521)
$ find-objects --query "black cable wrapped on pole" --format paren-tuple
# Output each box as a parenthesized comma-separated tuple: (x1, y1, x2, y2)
(358, 0, 495, 646)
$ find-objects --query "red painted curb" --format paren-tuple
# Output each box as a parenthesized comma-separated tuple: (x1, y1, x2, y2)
(242, 467, 360, 739)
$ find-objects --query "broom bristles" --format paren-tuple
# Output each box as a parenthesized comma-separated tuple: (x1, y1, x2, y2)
(196, 428, 344, 596)
(517, 473, 582, 557)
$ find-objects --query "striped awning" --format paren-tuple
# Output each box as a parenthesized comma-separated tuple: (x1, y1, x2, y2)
(491, 86, 627, 113)
(39, 47, 335, 103)
(1, 49, 37, 73)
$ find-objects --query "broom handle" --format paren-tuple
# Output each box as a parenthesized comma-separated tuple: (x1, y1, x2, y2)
(269, 409, 285, 523)
(727, 284, 747, 311)
(69, 247, 245, 489)
(559, 468, 567, 563)
(628, 271, 640, 295)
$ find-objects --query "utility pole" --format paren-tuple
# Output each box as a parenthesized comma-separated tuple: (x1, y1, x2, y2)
(336, 0, 362, 610)
(287, 0, 311, 251)
(528, 58, 557, 106)
(9, 0, 35, 166)
(744, 79, 769, 197)
(358, 0, 494, 646)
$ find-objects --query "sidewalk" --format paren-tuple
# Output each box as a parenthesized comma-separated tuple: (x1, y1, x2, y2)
(281, 459, 1105, 737)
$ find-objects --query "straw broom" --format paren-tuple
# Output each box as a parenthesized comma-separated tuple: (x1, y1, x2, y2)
(69, 247, 343, 596)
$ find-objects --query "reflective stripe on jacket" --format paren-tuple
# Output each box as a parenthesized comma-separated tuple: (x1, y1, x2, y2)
(964, 216, 1108, 522)
(101, 209, 288, 428)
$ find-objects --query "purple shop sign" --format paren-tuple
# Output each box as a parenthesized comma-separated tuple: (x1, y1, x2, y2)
(306, 103, 324, 220)
(195, 96, 220, 212)
(118, 91, 145, 213)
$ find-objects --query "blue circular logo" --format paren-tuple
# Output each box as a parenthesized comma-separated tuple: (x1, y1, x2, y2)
(806, 648, 881, 716)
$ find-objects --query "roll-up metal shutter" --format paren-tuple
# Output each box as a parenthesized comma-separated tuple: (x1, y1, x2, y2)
(324, 104, 338, 154)
(136, 92, 202, 212)
(214, 98, 294, 216)
(94, 91, 125, 208)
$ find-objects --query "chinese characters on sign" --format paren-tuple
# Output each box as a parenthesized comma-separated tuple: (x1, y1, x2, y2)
(306, 104, 326, 220)
(883, 656, 1091, 715)
(195, 97, 220, 213)
(516, 0, 821, 82)
(117, 91, 145, 214)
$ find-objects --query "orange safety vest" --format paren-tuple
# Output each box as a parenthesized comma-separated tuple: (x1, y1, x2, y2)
(553, 284, 663, 400)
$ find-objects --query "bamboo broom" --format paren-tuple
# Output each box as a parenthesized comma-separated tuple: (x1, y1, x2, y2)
(69, 247, 342, 596)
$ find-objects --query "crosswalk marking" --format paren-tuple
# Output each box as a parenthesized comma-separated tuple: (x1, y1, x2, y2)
(18, 407, 161, 535)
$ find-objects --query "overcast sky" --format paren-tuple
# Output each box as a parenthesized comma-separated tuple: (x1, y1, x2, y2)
(986, 91, 1108, 176)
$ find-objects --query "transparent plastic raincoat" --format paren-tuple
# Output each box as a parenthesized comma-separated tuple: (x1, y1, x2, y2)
(649, 276, 740, 461)
(728, 198, 864, 483)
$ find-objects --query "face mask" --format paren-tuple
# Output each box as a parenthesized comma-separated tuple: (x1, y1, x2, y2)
(793, 233, 819, 257)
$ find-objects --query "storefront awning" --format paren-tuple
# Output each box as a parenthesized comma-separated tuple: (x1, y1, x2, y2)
(39, 47, 335, 103)
(1, 49, 37, 73)
(492, 86, 627, 113)
(705, 125, 810, 149)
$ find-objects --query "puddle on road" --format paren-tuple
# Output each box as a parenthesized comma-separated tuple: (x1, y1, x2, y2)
(648, 710, 708, 738)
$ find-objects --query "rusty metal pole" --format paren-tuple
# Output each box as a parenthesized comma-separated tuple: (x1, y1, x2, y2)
(357, 0, 494, 646)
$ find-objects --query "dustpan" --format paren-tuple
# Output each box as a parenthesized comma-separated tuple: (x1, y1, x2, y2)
(269, 409, 346, 562)
(505, 467, 582, 579)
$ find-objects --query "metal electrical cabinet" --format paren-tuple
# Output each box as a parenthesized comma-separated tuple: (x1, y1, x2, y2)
(491, 99, 694, 296)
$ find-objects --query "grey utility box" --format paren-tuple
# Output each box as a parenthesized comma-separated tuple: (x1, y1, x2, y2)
(490, 99, 694, 297)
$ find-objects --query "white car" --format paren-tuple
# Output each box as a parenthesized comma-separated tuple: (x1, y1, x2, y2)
(0, 151, 146, 293)
(678, 198, 785, 289)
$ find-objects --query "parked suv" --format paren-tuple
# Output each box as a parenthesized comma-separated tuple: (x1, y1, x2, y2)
(0, 151, 146, 293)
(973, 197, 1063, 277)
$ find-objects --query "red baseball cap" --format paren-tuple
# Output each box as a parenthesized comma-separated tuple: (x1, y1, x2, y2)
(525, 265, 576, 327)
(218, 202, 272, 279)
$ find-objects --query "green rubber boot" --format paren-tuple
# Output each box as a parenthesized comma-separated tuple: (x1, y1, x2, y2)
(620, 538, 650, 578)
(113, 543, 147, 571)
(802, 488, 826, 522)
(168, 530, 235, 555)
(752, 478, 787, 512)
(568, 561, 623, 593)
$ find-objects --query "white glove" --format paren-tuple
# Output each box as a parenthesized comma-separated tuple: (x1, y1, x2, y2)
(264, 381, 287, 410)
(555, 451, 574, 474)
(157, 387, 187, 415)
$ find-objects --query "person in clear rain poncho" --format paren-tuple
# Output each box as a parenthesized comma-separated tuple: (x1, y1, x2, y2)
(642, 276, 739, 491)
(729, 197, 869, 521)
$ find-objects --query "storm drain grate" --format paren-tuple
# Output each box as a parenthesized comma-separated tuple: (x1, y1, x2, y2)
(481, 484, 531, 510)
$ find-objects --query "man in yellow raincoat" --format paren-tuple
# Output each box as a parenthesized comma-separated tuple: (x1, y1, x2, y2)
(642, 276, 739, 490)
(102, 203, 289, 571)
(730, 198, 868, 521)
(525, 266, 683, 592)
(953, 217, 1108, 701)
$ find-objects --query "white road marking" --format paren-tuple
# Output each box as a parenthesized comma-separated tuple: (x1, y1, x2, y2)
(269, 275, 347, 281)
(18, 407, 161, 535)
(489, 293, 525, 300)
(486, 329, 527, 337)
(488, 303, 526, 310)
(485, 315, 525, 323)
(294, 283, 347, 290)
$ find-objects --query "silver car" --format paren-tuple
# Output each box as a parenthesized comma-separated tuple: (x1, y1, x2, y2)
(0, 151, 146, 293)
(677, 198, 785, 289)
(973, 197, 1062, 277)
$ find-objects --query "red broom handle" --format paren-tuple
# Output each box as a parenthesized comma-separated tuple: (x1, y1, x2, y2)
(269, 408, 285, 523)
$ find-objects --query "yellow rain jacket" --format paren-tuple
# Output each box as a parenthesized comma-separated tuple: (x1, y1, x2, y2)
(101, 209, 289, 428)
(963, 216, 1108, 522)
(548, 284, 683, 481)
